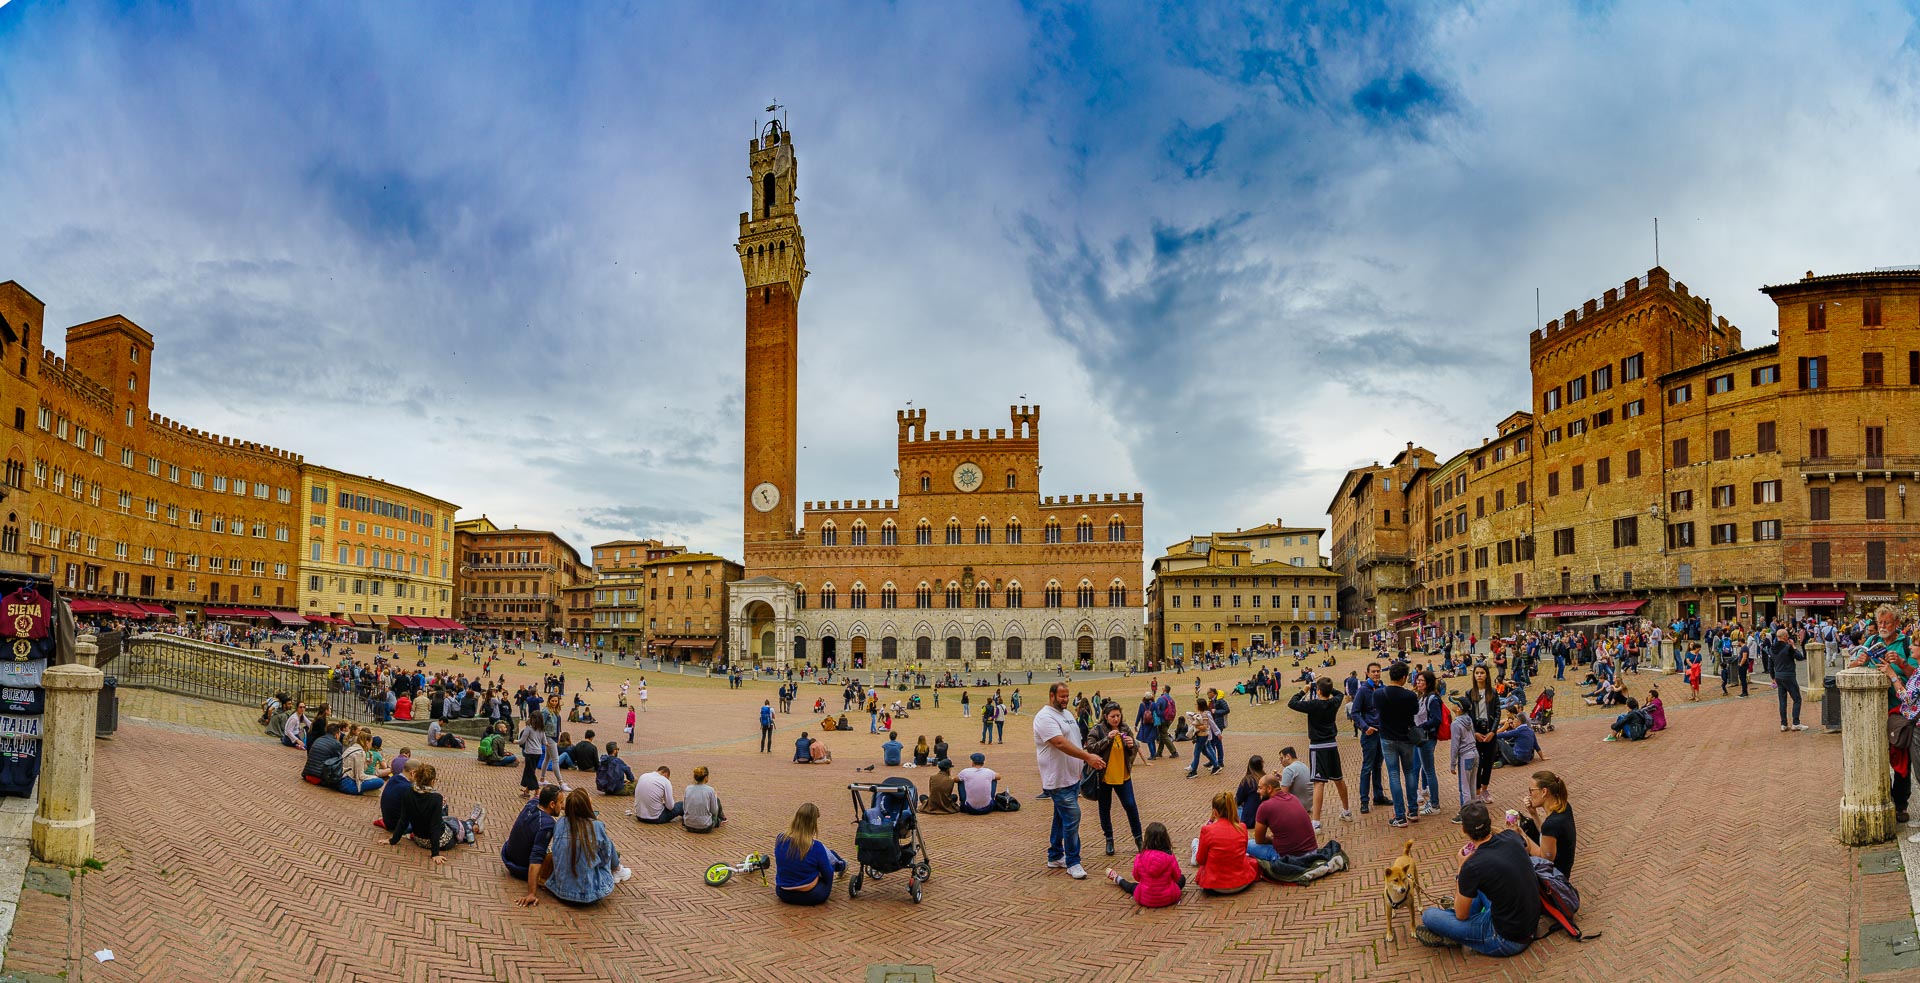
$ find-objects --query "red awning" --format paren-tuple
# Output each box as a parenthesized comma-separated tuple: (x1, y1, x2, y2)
(67, 599, 119, 615)
(109, 602, 150, 617)
(388, 615, 418, 629)
(1783, 591, 1848, 606)
(1390, 610, 1425, 627)
(205, 607, 272, 619)
(439, 619, 468, 631)
(305, 614, 350, 626)
(269, 610, 308, 626)
(137, 603, 174, 617)
(1530, 600, 1648, 619)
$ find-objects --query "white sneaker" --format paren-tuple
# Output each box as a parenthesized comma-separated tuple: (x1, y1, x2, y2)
(1312, 820, 1322, 831)
(1340, 811, 1355, 823)
(1045, 859, 1067, 869)
(613, 866, 633, 883)
(1067, 864, 1088, 880)
(1791, 724, 1808, 731)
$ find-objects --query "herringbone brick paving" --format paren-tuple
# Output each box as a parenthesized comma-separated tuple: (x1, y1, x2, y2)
(2, 651, 1881, 982)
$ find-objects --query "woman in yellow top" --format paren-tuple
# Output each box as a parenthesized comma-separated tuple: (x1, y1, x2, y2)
(1086, 701, 1143, 856)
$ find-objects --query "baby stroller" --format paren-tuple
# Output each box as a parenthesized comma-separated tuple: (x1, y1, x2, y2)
(847, 777, 930, 903)
(1530, 688, 1556, 732)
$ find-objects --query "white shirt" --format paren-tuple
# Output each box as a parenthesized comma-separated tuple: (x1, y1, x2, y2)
(634, 771, 675, 820)
(1032, 704, 1082, 791)
(957, 766, 998, 805)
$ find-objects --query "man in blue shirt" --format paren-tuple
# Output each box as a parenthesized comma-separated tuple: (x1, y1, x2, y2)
(759, 700, 775, 753)
(501, 785, 562, 879)
(881, 731, 904, 767)
(1355, 663, 1388, 812)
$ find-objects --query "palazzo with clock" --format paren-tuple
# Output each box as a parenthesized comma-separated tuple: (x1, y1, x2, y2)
(726, 119, 1145, 672)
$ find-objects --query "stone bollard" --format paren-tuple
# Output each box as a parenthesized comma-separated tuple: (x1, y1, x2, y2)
(1802, 640, 1823, 693)
(32, 662, 105, 866)
(1837, 666, 1896, 846)
(1659, 639, 1675, 672)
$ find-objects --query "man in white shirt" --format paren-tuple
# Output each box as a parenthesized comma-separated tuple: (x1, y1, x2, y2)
(957, 752, 999, 815)
(1032, 681, 1105, 879)
(633, 765, 682, 824)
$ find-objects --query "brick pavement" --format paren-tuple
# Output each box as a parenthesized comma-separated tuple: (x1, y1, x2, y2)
(2, 660, 1881, 983)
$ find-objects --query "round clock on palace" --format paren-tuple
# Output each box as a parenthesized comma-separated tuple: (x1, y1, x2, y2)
(952, 462, 983, 493)
(751, 481, 781, 512)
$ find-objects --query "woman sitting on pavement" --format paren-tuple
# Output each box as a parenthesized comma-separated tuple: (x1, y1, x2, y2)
(921, 759, 960, 814)
(1645, 686, 1668, 732)
(1193, 791, 1258, 895)
(380, 764, 485, 865)
(1513, 770, 1577, 882)
(682, 766, 727, 832)
(1106, 821, 1184, 907)
(1494, 709, 1544, 766)
(516, 788, 629, 906)
(773, 802, 847, 906)
(339, 732, 386, 795)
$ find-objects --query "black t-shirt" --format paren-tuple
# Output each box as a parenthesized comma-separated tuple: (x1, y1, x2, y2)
(1376, 685, 1420, 743)
(1458, 831, 1540, 944)
(1541, 806, 1576, 880)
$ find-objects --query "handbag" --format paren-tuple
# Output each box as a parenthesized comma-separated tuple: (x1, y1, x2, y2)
(1080, 764, 1102, 800)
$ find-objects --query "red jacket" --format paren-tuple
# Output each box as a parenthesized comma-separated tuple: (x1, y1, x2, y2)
(1194, 818, 1257, 891)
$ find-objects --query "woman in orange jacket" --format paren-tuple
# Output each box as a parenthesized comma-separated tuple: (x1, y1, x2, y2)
(1193, 791, 1258, 895)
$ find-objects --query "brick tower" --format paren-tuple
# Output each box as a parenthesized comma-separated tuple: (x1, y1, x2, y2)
(738, 118, 806, 545)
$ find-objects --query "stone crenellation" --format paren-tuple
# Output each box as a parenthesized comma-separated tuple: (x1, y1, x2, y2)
(1529, 266, 1724, 348)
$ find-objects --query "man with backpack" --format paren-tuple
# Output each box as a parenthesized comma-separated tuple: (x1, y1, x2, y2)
(1152, 691, 1178, 759)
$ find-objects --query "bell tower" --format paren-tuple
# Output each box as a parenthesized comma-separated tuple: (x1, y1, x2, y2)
(739, 118, 806, 547)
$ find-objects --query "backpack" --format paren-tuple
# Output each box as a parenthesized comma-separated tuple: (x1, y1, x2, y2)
(477, 734, 497, 759)
(1621, 710, 1649, 742)
(993, 790, 1021, 812)
(1531, 856, 1599, 941)
(1439, 700, 1454, 738)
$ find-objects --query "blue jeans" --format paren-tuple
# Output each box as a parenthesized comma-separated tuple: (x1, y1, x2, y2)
(1417, 738, 1441, 808)
(1382, 739, 1418, 822)
(981, 716, 994, 742)
(1188, 736, 1219, 774)
(338, 776, 384, 795)
(1555, 654, 1566, 679)
(1359, 732, 1386, 805)
(1421, 892, 1530, 956)
(1043, 786, 1082, 867)
(1139, 723, 1158, 759)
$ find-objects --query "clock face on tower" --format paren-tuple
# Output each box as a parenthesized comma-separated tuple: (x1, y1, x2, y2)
(952, 462, 983, 493)
(751, 481, 781, 513)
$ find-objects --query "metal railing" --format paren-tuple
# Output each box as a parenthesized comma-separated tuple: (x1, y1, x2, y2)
(118, 633, 330, 710)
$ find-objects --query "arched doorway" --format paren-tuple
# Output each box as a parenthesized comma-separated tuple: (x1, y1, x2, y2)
(821, 636, 838, 668)
(1007, 636, 1023, 663)
(742, 600, 778, 667)
(1076, 635, 1094, 670)
(850, 636, 867, 670)
(1108, 636, 1125, 666)
(975, 636, 991, 663)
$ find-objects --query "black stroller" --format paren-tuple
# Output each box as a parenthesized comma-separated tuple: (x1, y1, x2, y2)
(847, 777, 930, 903)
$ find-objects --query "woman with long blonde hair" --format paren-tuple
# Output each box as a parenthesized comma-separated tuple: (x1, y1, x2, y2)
(773, 802, 846, 905)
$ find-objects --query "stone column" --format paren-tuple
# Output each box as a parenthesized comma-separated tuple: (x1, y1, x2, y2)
(1659, 639, 1675, 672)
(1802, 640, 1823, 692)
(32, 662, 104, 866)
(1837, 666, 1896, 846)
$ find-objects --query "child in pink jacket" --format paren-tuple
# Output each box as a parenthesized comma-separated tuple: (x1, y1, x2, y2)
(1106, 822, 1184, 907)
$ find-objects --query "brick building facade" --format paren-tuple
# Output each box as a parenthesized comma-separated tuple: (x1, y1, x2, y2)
(297, 464, 457, 627)
(722, 120, 1146, 671)
(1329, 445, 1434, 632)
(453, 516, 585, 640)
(1359, 264, 1920, 637)
(1146, 522, 1337, 664)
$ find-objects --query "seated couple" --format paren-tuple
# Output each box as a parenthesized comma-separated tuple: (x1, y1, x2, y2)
(921, 753, 1003, 815)
(376, 763, 486, 864)
(504, 786, 632, 906)
(633, 765, 728, 831)
(792, 733, 833, 764)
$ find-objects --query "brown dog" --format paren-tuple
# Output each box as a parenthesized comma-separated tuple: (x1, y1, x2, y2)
(1382, 838, 1422, 943)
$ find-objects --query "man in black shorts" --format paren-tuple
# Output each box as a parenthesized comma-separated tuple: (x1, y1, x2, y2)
(1416, 802, 1537, 956)
(1288, 677, 1353, 827)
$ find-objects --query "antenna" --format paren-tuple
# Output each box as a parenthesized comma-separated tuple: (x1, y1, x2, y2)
(1535, 287, 1540, 330)
(1654, 217, 1660, 267)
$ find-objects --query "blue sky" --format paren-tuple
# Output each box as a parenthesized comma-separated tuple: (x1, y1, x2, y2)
(3, 1, 1920, 566)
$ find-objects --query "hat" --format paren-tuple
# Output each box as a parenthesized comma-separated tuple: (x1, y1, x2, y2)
(937, 758, 953, 770)
(969, 752, 986, 764)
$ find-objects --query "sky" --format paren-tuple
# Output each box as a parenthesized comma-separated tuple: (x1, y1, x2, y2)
(3, 0, 1920, 572)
